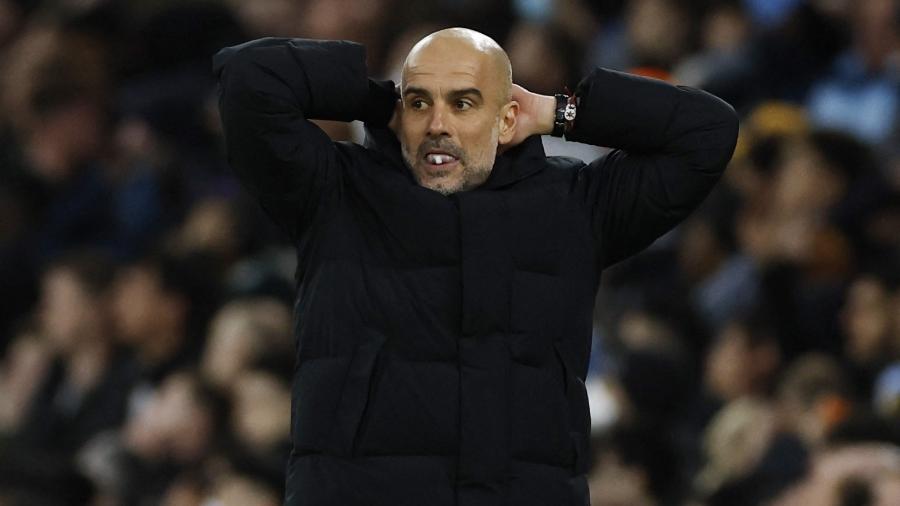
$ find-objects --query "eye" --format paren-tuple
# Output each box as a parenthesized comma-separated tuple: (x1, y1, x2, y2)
(455, 99, 472, 111)
(410, 99, 427, 110)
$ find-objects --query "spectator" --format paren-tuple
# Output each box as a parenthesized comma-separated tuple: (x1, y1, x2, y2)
(200, 297, 292, 394)
(771, 443, 900, 506)
(704, 317, 781, 405)
(0, 22, 113, 344)
(79, 370, 226, 506)
(111, 253, 203, 418)
(807, 0, 900, 146)
(841, 276, 899, 398)
(228, 370, 291, 484)
(777, 353, 853, 448)
(18, 251, 133, 449)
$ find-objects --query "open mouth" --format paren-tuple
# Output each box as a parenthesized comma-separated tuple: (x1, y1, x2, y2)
(424, 151, 460, 170)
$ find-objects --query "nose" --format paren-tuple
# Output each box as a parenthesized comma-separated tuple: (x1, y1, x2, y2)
(426, 105, 449, 137)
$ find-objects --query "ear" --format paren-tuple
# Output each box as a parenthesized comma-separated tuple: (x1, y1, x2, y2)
(497, 100, 519, 145)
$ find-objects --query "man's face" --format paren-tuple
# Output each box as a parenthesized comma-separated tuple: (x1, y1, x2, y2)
(39, 267, 99, 352)
(111, 265, 163, 344)
(397, 37, 513, 195)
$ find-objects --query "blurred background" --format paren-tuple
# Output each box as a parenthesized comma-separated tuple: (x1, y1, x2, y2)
(0, 0, 899, 505)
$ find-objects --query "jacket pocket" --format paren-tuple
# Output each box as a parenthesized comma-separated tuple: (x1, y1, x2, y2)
(330, 340, 383, 457)
(291, 340, 384, 457)
(552, 340, 592, 475)
(291, 355, 348, 453)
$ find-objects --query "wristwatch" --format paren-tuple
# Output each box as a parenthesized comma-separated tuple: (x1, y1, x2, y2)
(551, 93, 577, 137)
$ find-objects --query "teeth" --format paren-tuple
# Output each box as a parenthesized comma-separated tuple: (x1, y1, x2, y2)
(427, 154, 455, 165)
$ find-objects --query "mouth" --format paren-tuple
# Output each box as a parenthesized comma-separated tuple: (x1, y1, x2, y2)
(423, 151, 460, 172)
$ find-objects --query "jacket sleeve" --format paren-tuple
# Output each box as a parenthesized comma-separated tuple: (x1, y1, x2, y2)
(213, 38, 396, 241)
(567, 68, 739, 268)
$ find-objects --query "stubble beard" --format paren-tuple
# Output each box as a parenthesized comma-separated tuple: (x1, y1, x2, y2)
(401, 126, 498, 196)
(414, 162, 492, 196)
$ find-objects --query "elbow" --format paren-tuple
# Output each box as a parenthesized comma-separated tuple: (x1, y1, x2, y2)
(213, 38, 282, 84)
(213, 43, 250, 81)
(213, 44, 258, 88)
(702, 95, 740, 175)
(720, 99, 740, 149)
(716, 101, 740, 173)
(671, 87, 741, 176)
(212, 46, 234, 79)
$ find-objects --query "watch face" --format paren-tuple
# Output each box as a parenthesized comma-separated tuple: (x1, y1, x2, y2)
(564, 104, 577, 121)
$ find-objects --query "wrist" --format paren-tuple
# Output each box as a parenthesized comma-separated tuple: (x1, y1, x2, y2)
(550, 93, 579, 137)
(536, 94, 557, 135)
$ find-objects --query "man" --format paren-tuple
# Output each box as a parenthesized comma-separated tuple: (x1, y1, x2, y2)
(214, 27, 738, 506)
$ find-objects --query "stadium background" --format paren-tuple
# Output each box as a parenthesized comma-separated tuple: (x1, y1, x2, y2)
(0, 0, 899, 504)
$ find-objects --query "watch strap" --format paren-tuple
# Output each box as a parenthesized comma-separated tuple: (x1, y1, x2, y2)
(551, 93, 577, 137)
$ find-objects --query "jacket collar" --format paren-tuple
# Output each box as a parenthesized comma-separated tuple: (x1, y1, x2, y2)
(363, 125, 546, 191)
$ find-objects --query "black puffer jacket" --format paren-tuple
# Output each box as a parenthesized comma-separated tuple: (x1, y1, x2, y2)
(214, 37, 738, 506)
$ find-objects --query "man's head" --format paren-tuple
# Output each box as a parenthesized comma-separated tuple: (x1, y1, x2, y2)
(397, 28, 518, 195)
(111, 254, 191, 349)
(39, 250, 115, 353)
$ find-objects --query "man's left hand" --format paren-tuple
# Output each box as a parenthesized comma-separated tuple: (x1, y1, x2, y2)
(506, 84, 556, 147)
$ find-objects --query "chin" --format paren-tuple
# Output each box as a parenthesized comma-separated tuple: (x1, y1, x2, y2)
(414, 166, 464, 195)
(422, 178, 465, 196)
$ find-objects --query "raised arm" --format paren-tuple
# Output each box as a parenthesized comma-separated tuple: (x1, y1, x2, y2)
(213, 38, 396, 240)
(566, 68, 739, 267)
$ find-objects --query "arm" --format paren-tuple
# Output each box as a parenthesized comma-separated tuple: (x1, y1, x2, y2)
(517, 69, 739, 268)
(213, 38, 396, 240)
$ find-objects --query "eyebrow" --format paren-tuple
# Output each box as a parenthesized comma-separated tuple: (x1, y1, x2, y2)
(449, 88, 483, 102)
(403, 87, 484, 102)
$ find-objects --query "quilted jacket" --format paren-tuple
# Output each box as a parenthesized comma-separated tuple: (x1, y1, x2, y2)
(214, 37, 738, 506)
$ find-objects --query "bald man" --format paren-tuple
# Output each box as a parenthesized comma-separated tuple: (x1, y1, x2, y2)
(214, 28, 737, 506)
(395, 28, 520, 195)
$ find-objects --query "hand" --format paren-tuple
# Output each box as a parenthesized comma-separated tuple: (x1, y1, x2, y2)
(506, 84, 556, 147)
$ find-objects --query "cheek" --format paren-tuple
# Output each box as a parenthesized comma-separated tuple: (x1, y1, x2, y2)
(399, 117, 423, 146)
(397, 124, 421, 156)
(461, 123, 500, 162)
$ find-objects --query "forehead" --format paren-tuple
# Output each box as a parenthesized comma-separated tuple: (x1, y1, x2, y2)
(402, 40, 495, 91)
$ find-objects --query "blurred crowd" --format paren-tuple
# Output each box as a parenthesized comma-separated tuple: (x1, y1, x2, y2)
(0, 0, 898, 505)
